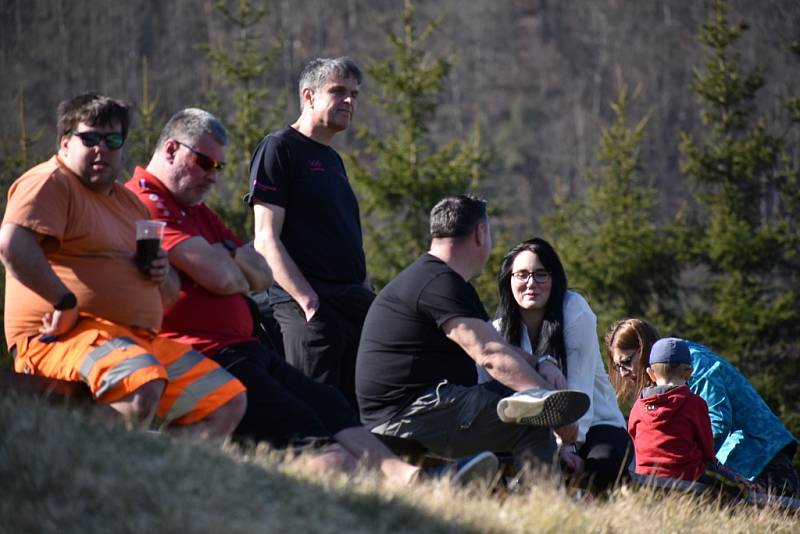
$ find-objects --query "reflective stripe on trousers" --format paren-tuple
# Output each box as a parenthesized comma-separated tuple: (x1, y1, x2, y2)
(78, 336, 137, 381)
(165, 367, 238, 423)
(164, 350, 205, 380)
(96, 354, 160, 397)
(79, 337, 160, 397)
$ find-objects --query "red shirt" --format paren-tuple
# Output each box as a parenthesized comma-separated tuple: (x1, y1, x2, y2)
(628, 384, 716, 481)
(126, 167, 255, 356)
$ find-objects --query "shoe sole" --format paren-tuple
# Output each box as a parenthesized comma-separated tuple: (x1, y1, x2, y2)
(453, 451, 500, 487)
(497, 390, 590, 427)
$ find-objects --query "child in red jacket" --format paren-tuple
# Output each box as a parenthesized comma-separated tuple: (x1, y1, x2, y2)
(628, 337, 715, 481)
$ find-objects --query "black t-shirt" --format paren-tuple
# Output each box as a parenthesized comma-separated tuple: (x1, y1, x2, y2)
(247, 126, 366, 302)
(356, 253, 489, 428)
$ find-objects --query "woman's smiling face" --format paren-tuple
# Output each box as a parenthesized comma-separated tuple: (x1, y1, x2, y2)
(510, 250, 552, 312)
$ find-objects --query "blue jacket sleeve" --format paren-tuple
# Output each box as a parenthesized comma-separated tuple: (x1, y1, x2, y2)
(690, 361, 732, 451)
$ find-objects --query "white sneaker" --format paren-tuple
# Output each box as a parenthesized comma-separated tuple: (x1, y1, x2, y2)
(497, 388, 590, 427)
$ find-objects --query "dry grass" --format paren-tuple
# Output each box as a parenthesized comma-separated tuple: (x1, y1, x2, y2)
(1, 393, 799, 534)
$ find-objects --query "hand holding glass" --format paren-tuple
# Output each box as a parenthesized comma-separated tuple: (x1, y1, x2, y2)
(135, 220, 166, 273)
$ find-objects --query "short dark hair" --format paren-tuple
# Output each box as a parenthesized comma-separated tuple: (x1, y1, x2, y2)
(429, 194, 488, 238)
(57, 92, 130, 144)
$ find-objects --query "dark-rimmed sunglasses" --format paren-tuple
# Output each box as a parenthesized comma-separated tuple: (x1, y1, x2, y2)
(70, 130, 125, 150)
(175, 140, 226, 172)
(612, 351, 638, 373)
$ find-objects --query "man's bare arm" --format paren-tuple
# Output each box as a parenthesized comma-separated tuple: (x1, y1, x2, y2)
(253, 201, 318, 321)
(230, 242, 272, 292)
(0, 224, 73, 305)
(168, 236, 252, 295)
(445, 316, 581, 443)
(442, 316, 553, 391)
(0, 223, 79, 335)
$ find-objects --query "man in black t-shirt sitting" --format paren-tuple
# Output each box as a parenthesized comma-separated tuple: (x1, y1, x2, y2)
(356, 195, 589, 473)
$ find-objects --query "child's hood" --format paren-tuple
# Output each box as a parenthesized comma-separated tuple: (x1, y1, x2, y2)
(637, 384, 692, 423)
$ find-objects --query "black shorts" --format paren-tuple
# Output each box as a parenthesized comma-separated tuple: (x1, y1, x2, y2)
(371, 380, 556, 470)
(213, 341, 360, 449)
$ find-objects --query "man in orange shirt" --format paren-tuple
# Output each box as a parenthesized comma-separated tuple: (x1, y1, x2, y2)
(0, 93, 245, 437)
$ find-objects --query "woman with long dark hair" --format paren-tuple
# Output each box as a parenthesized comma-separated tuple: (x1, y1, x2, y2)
(484, 237, 630, 493)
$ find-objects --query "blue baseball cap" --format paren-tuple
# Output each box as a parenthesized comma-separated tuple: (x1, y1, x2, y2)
(649, 337, 691, 366)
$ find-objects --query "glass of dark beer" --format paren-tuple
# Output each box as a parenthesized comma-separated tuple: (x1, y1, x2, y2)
(135, 220, 166, 273)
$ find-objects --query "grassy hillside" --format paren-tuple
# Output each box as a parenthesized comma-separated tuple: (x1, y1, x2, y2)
(1, 393, 798, 534)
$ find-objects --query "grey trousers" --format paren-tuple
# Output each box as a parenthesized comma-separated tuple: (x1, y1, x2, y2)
(372, 380, 557, 471)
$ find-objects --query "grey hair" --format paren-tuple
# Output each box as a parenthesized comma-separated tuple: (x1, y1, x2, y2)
(156, 108, 228, 148)
(298, 56, 362, 109)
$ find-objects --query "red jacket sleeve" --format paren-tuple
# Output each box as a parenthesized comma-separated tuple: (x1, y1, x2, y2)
(628, 400, 641, 441)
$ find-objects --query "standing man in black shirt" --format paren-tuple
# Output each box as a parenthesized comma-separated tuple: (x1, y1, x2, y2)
(249, 57, 371, 407)
(356, 195, 590, 473)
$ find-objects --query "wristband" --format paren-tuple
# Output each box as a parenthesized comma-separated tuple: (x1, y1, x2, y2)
(54, 292, 77, 311)
(536, 355, 560, 369)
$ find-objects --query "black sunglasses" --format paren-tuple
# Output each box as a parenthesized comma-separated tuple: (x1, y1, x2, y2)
(70, 130, 125, 150)
(175, 140, 226, 172)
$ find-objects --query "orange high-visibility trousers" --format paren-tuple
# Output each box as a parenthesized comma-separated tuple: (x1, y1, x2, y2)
(14, 316, 245, 425)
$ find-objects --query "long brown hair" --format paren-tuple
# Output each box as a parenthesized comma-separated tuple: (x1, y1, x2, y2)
(604, 318, 660, 406)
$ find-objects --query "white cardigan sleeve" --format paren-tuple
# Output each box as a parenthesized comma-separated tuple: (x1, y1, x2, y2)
(563, 291, 600, 444)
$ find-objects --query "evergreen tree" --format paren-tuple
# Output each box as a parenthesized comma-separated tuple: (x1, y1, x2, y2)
(345, 0, 490, 296)
(0, 88, 41, 363)
(678, 0, 800, 380)
(126, 57, 165, 172)
(204, 0, 286, 239)
(745, 21, 800, 433)
(546, 78, 680, 335)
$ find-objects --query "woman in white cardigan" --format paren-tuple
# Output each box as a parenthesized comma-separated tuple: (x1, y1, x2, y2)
(480, 237, 630, 493)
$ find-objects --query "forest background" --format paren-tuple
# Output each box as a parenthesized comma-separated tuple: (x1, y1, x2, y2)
(1, 0, 799, 440)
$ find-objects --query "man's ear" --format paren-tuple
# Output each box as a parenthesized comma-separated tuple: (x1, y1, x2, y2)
(474, 222, 487, 247)
(58, 135, 70, 154)
(301, 87, 315, 108)
(164, 139, 180, 162)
